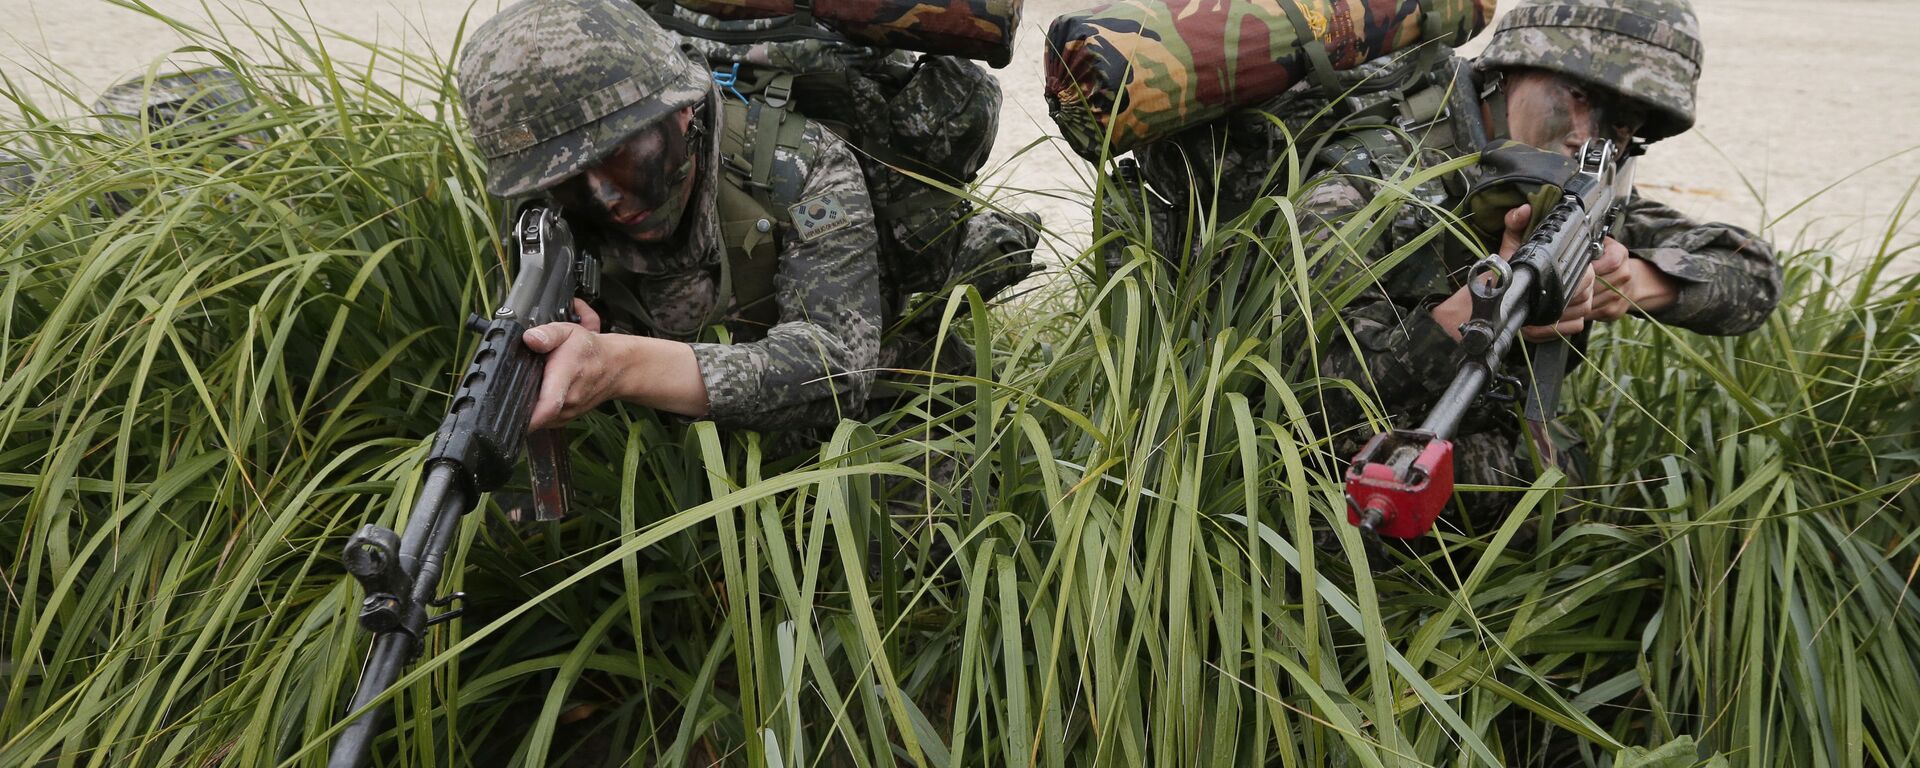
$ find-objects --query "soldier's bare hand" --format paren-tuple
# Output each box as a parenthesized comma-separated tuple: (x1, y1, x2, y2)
(1590, 235, 1629, 277)
(523, 320, 617, 430)
(1591, 246, 1681, 321)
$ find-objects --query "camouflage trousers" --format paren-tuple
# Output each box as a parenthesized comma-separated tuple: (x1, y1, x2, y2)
(1446, 417, 1590, 535)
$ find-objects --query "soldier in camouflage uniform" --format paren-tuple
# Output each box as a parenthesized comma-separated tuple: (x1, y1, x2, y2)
(1137, 0, 1780, 525)
(0, 152, 39, 198)
(91, 68, 268, 150)
(457, 0, 917, 437)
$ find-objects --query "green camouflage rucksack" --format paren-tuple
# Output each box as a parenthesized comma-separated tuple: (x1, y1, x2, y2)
(1128, 45, 1481, 213)
(651, 2, 1040, 309)
(1126, 0, 1705, 219)
(1107, 44, 1484, 267)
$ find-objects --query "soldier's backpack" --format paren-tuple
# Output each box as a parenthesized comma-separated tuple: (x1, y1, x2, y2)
(647, 1, 1039, 322)
(1098, 45, 1495, 268)
(1130, 46, 1489, 211)
(1044, 0, 1496, 159)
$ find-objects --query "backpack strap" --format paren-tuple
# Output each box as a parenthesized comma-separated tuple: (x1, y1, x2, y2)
(714, 96, 814, 332)
(1276, 1, 1344, 91)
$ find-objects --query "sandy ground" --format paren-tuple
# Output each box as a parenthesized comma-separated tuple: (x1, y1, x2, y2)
(5, 0, 1917, 261)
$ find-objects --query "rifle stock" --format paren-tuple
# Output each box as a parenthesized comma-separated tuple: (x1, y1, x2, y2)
(329, 201, 598, 767)
(1345, 139, 1635, 540)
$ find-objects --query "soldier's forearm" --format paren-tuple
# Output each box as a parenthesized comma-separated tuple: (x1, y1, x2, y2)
(687, 323, 878, 430)
(608, 334, 711, 418)
(1431, 287, 1474, 341)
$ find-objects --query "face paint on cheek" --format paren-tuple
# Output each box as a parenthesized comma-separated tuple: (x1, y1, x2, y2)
(1532, 96, 1577, 149)
(627, 157, 694, 240)
(594, 121, 697, 242)
(1507, 74, 1583, 151)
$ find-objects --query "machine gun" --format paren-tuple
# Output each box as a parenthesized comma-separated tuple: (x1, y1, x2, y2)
(1344, 138, 1636, 539)
(328, 201, 599, 767)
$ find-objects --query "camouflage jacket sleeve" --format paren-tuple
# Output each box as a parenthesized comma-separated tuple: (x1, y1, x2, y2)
(688, 128, 885, 430)
(1303, 171, 1474, 433)
(1619, 191, 1780, 336)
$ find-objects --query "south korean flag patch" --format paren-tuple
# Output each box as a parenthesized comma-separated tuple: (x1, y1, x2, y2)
(788, 192, 854, 242)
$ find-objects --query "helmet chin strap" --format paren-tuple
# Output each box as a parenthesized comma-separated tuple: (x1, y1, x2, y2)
(1477, 69, 1512, 143)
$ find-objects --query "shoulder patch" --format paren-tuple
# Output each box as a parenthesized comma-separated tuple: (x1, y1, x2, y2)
(788, 191, 855, 242)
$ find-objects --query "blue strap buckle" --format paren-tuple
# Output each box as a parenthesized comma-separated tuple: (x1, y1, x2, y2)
(712, 64, 749, 105)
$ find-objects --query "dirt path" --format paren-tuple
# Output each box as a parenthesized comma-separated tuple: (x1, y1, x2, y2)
(6, 0, 1917, 261)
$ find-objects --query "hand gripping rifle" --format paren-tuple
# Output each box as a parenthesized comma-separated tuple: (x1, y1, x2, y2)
(1344, 139, 1636, 539)
(328, 201, 599, 767)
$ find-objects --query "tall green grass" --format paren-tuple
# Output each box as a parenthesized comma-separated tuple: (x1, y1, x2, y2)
(4, 4, 1918, 766)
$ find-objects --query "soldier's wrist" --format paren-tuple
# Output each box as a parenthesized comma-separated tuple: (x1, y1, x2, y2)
(1626, 257, 1680, 315)
(1431, 288, 1475, 341)
(608, 334, 711, 417)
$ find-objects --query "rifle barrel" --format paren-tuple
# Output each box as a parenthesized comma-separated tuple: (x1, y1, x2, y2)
(329, 462, 472, 768)
(1419, 267, 1538, 441)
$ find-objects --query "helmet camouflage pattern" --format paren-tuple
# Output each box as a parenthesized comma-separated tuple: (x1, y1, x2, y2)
(457, 0, 711, 197)
(1477, 0, 1703, 141)
(92, 67, 267, 147)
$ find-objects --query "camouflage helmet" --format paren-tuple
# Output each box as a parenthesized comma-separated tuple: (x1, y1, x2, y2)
(1477, 0, 1704, 141)
(93, 67, 268, 147)
(457, 0, 711, 197)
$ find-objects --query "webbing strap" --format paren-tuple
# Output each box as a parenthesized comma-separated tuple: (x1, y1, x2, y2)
(1443, 59, 1490, 152)
(1277, 1, 1344, 91)
(747, 100, 787, 199)
(726, 97, 808, 329)
(789, 0, 816, 30)
(718, 178, 780, 330)
(1479, 69, 1511, 141)
(1416, 0, 1451, 46)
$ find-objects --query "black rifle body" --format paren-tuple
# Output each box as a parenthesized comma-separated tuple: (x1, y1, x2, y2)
(1347, 139, 1636, 538)
(329, 202, 597, 767)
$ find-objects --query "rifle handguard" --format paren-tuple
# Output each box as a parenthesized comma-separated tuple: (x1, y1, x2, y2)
(1508, 193, 1587, 327)
(1345, 429, 1455, 539)
(426, 315, 543, 497)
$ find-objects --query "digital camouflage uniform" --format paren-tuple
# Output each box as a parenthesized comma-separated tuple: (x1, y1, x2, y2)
(1136, 0, 1780, 523)
(459, 0, 892, 434)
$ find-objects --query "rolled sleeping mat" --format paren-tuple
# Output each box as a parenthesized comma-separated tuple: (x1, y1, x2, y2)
(668, 0, 1023, 66)
(1045, 0, 1497, 158)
